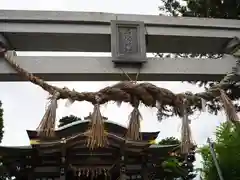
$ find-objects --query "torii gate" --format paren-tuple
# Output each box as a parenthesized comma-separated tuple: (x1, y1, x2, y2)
(0, 10, 240, 180)
(0, 10, 239, 82)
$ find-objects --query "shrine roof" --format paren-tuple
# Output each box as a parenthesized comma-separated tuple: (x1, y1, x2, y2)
(27, 119, 160, 142)
(57, 119, 160, 135)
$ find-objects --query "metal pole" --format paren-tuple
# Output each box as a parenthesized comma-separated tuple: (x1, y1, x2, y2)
(207, 138, 224, 180)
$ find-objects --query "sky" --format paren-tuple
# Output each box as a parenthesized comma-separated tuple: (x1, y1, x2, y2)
(0, 0, 227, 178)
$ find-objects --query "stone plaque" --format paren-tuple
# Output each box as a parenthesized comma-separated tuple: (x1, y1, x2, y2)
(111, 20, 146, 65)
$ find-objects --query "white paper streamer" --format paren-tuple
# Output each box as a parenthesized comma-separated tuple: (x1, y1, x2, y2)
(65, 98, 74, 107)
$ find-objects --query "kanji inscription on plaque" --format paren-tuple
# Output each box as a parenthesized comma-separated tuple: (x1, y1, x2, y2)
(118, 27, 138, 54)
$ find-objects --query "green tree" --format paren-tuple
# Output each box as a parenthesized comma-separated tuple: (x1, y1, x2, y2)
(159, 0, 240, 19)
(158, 0, 240, 117)
(158, 137, 181, 145)
(158, 2, 240, 178)
(0, 102, 3, 143)
(200, 122, 240, 179)
(58, 115, 82, 128)
(0, 101, 7, 180)
(159, 137, 196, 179)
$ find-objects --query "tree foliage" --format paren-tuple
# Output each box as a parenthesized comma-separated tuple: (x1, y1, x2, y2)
(0, 102, 3, 144)
(158, 137, 197, 179)
(158, 137, 181, 145)
(0, 101, 7, 180)
(200, 122, 240, 180)
(159, 0, 240, 19)
(58, 115, 82, 128)
(158, 0, 240, 116)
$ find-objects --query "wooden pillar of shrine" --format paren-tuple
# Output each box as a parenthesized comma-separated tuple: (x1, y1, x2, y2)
(60, 139, 67, 180)
(27, 172, 34, 180)
(26, 154, 34, 180)
(120, 145, 126, 180)
(141, 155, 149, 180)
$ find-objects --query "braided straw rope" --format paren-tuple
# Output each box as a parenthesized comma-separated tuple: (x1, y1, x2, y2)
(3, 51, 237, 116)
(3, 50, 240, 151)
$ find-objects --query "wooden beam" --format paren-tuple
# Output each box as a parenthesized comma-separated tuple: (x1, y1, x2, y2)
(0, 55, 237, 81)
(34, 166, 59, 173)
(1, 10, 239, 53)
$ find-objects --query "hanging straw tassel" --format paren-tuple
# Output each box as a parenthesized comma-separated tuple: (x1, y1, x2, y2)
(219, 89, 240, 126)
(86, 96, 107, 149)
(37, 92, 60, 138)
(126, 104, 142, 141)
(181, 99, 193, 155)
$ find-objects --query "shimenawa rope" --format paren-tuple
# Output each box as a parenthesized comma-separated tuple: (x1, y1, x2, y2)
(2, 50, 240, 151)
